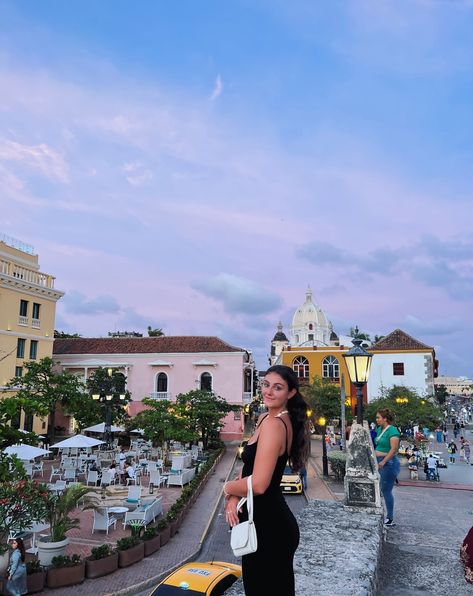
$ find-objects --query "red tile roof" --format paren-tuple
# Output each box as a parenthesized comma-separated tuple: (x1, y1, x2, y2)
(370, 329, 433, 351)
(53, 336, 245, 355)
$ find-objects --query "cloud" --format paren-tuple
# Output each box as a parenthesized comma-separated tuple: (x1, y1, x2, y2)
(119, 307, 163, 331)
(404, 315, 462, 337)
(210, 75, 223, 101)
(192, 273, 283, 315)
(0, 139, 69, 183)
(62, 290, 121, 315)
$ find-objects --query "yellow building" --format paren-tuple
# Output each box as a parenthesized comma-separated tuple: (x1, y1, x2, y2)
(0, 234, 64, 433)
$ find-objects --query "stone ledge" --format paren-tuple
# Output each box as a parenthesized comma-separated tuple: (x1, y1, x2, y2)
(226, 500, 383, 596)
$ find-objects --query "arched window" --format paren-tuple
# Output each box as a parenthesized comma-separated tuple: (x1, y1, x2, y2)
(295, 334, 299, 343)
(322, 356, 340, 380)
(293, 356, 309, 378)
(200, 372, 213, 391)
(156, 372, 168, 393)
(308, 323, 313, 330)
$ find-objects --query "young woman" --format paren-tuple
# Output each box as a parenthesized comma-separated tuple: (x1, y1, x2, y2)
(5, 537, 27, 596)
(223, 365, 310, 596)
(375, 408, 401, 527)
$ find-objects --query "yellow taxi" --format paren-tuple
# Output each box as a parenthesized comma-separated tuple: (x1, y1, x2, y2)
(280, 465, 303, 494)
(150, 561, 242, 595)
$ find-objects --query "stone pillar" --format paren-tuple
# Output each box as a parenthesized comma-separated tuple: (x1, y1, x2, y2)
(344, 422, 382, 510)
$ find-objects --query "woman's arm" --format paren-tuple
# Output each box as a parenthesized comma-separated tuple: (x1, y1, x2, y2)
(378, 436, 400, 469)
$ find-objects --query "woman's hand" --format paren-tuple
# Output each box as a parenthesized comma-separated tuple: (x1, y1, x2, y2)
(378, 461, 385, 470)
(225, 495, 241, 528)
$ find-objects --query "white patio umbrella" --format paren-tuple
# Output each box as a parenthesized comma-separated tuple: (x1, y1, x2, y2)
(50, 435, 105, 449)
(3, 444, 51, 460)
(130, 428, 145, 434)
(83, 422, 125, 433)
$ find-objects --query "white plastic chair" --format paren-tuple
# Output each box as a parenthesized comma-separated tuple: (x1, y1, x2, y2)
(100, 470, 114, 487)
(126, 485, 142, 503)
(87, 470, 98, 486)
(149, 470, 167, 488)
(92, 508, 117, 535)
(50, 466, 62, 482)
(63, 467, 77, 482)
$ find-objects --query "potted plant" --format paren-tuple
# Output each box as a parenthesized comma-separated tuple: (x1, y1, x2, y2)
(46, 554, 85, 588)
(116, 536, 144, 568)
(26, 559, 45, 593)
(142, 525, 161, 557)
(156, 518, 170, 546)
(167, 504, 182, 536)
(37, 484, 89, 567)
(85, 544, 118, 579)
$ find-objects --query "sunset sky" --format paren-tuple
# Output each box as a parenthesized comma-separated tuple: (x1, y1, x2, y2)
(1, 1, 472, 375)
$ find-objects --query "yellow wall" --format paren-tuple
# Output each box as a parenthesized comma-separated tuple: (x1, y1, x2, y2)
(0, 239, 64, 434)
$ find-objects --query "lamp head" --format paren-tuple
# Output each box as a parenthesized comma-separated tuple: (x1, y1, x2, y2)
(318, 416, 326, 426)
(343, 339, 373, 386)
(92, 394, 100, 401)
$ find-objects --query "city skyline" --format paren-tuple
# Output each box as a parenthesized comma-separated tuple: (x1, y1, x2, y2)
(1, 1, 472, 375)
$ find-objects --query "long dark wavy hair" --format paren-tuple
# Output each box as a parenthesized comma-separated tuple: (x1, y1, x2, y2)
(265, 365, 310, 471)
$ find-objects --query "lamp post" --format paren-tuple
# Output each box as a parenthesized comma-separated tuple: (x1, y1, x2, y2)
(92, 369, 126, 450)
(343, 339, 373, 424)
(319, 416, 329, 477)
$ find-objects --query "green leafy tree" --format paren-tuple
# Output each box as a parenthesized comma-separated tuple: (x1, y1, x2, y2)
(6, 357, 87, 445)
(54, 330, 82, 338)
(434, 384, 449, 406)
(349, 326, 371, 342)
(147, 326, 165, 337)
(132, 398, 195, 446)
(365, 385, 442, 430)
(175, 390, 239, 449)
(0, 395, 43, 449)
(303, 375, 353, 426)
(85, 367, 131, 428)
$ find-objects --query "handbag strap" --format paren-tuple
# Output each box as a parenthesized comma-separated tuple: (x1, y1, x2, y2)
(236, 475, 253, 522)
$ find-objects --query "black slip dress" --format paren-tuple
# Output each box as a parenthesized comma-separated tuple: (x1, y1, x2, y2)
(239, 416, 300, 596)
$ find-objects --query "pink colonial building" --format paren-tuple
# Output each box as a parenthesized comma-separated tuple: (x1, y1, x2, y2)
(53, 336, 255, 441)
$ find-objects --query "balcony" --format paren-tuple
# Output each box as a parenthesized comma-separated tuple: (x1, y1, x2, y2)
(31, 318, 40, 329)
(242, 392, 252, 404)
(18, 315, 28, 326)
(0, 259, 56, 289)
(149, 392, 172, 400)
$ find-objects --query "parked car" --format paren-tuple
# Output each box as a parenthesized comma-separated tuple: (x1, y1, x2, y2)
(150, 561, 242, 595)
(237, 441, 248, 459)
(280, 465, 302, 494)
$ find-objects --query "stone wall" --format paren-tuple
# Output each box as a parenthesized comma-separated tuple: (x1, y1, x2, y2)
(226, 500, 383, 596)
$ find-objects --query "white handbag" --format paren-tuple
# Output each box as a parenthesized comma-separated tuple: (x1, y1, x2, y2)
(230, 475, 258, 557)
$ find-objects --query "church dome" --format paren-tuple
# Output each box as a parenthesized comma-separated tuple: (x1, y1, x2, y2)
(272, 321, 288, 342)
(291, 287, 329, 330)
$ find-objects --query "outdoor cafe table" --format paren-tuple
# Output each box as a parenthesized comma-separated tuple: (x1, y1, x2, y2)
(108, 506, 128, 522)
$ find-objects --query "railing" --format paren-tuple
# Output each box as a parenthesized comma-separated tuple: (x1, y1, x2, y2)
(149, 392, 172, 400)
(242, 392, 252, 404)
(0, 259, 55, 288)
(32, 318, 40, 329)
(18, 315, 28, 326)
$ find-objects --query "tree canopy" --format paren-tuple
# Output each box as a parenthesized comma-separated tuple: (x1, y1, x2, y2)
(302, 375, 353, 426)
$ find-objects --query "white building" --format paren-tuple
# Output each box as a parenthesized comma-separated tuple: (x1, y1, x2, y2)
(367, 329, 438, 401)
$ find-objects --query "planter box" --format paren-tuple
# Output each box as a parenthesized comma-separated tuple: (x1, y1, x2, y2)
(47, 562, 85, 589)
(118, 542, 145, 568)
(169, 519, 178, 537)
(144, 535, 161, 557)
(27, 571, 45, 594)
(86, 553, 119, 578)
(158, 526, 171, 546)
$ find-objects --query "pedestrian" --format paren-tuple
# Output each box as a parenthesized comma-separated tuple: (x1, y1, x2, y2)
(448, 440, 458, 464)
(375, 408, 401, 527)
(299, 465, 308, 491)
(443, 429, 449, 444)
(464, 440, 471, 465)
(370, 423, 377, 447)
(425, 454, 437, 481)
(435, 427, 443, 444)
(5, 537, 27, 596)
(223, 365, 310, 596)
(460, 437, 466, 461)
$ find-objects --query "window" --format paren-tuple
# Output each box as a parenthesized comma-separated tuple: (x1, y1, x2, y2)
(308, 334, 314, 341)
(293, 356, 309, 378)
(32, 302, 41, 319)
(19, 300, 28, 317)
(24, 411, 33, 432)
(15, 366, 23, 378)
(156, 372, 168, 393)
(29, 340, 38, 360)
(393, 363, 404, 376)
(308, 324, 313, 330)
(16, 338, 25, 358)
(11, 408, 21, 430)
(200, 372, 213, 391)
(322, 356, 340, 379)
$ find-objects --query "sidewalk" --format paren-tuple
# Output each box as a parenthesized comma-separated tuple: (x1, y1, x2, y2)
(305, 437, 342, 502)
(47, 447, 237, 596)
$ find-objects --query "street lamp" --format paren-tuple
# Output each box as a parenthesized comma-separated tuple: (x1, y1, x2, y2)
(318, 416, 329, 477)
(92, 369, 126, 449)
(343, 339, 373, 424)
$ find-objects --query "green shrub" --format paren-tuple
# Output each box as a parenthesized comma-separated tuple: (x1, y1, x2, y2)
(327, 451, 347, 480)
(26, 560, 43, 574)
(90, 544, 115, 560)
(142, 526, 158, 540)
(156, 518, 169, 530)
(116, 536, 140, 551)
(51, 554, 82, 568)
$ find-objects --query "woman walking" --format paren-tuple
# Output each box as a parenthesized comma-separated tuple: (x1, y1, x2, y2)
(5, 537, 27, 596)
(375, 409, 401, 527)
(224, 365, 310, 595)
